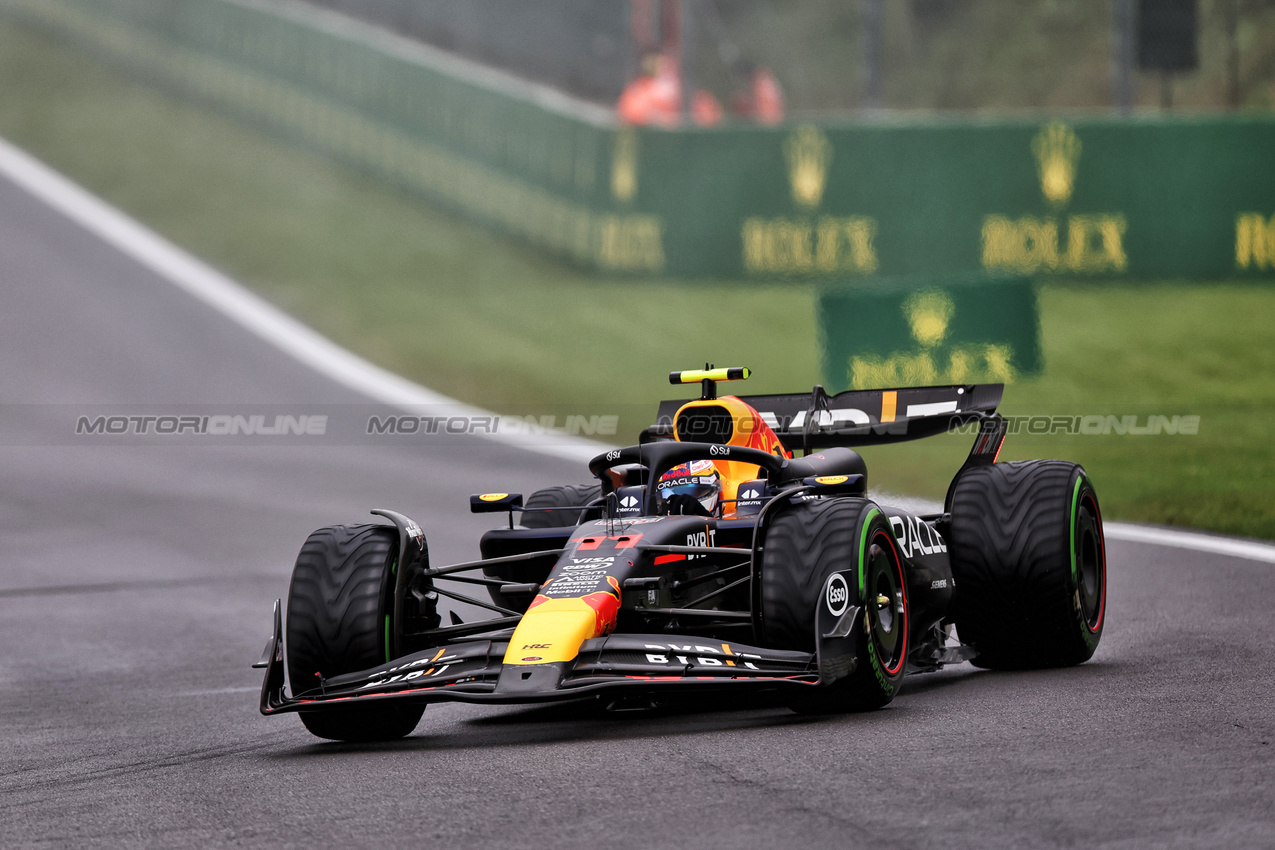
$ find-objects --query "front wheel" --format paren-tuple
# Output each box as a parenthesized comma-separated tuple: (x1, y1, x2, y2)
(285, 524, 424, 741)
(761, 498, 909, 713)
(947, 461, 1106, 669)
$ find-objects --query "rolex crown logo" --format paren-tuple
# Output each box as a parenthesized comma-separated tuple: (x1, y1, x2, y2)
(784, 124, 832, 210)
(903, 290, 955, 348)
(1031, 121, 1081, 206)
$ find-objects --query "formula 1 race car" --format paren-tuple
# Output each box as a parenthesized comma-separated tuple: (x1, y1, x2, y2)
(256, 368, 1106, 741)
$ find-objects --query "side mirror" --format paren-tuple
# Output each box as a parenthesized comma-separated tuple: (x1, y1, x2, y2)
(470, 492, 524, 513)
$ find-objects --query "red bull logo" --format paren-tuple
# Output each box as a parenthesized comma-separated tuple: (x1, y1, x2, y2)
(580, 576, 622, 637)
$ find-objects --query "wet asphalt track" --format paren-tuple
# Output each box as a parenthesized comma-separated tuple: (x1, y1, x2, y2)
(1, 163, 1273, 850)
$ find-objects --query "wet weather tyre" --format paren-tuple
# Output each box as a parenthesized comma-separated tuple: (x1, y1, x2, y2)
(761, 498, 909, 713)
(947, 461, 1106, 669)
(285, 524, 424, 742)
(519, 484, 602, 528)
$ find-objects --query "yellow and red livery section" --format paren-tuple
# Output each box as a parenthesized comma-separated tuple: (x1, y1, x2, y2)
(503, 578, 621, 665)
(502, 528, 627, 666)
(671, 394, 790, 514)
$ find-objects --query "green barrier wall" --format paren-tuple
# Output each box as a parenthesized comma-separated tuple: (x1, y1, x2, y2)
(0, 0, 666, 273)
(6, 0, 1273, 284)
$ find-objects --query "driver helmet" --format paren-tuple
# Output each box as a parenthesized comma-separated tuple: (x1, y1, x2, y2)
(658, 459, 722, 515)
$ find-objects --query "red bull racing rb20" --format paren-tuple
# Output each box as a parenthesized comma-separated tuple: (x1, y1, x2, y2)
(256, 368, 1107, 741)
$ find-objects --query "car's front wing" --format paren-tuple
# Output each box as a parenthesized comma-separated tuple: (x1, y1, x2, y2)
(258, 599, 863, 714)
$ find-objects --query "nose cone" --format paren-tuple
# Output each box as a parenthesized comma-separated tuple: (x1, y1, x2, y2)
(502, 586, 619, 666)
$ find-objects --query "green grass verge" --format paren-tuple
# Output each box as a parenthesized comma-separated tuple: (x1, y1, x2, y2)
(2, 17, 1272, 539)
(859, 282, 1275, 539)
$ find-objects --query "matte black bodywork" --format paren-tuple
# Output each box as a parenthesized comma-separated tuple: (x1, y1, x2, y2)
(259, 384, 1007, 716)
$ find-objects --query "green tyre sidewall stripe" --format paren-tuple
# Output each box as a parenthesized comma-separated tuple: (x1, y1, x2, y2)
(1069, 475, 1081, 583)
(857, 507, 881, 599)
(857, 506, 901, 698)
(1069, 470, 1104, 649)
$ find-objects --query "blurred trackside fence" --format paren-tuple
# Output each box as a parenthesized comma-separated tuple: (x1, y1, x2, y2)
(0, 0, 659, 273)
(4, 0, 1274, 388)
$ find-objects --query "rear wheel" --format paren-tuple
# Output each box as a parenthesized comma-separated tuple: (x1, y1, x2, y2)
(286, 524, 424, 741)
(947, 461, 1106, 669)
(519, 484, 602, 528)
(761, 498, 908, 713)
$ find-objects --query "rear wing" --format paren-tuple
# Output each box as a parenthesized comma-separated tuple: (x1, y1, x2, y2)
(654, 383, 1003, 452)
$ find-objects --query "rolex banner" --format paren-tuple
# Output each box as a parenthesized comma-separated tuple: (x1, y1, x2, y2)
(630, 119, 1275, 280)
(818, 278, 1043, 392)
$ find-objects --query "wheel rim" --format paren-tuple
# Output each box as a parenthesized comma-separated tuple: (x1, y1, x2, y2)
(866, 532, 907, 674)
(1075, 496, 1104, 630)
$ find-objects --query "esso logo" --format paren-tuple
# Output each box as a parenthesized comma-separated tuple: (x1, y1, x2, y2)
(709, 445, 731, 457)
(606, 450, 621, 462)
(826, 574, 849, 616)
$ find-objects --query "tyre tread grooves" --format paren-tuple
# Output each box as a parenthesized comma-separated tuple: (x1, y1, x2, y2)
(284, 523, 423, 742)
(949, 460, 1100, 669)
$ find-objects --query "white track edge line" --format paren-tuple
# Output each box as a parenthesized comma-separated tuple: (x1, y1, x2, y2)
(4, 135, 1273, 561)
(1103, 522, 1275, 564)
(0, 134, 604, 463)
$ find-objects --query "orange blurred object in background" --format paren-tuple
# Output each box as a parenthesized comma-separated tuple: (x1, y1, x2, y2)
(617, 54, 681, 127)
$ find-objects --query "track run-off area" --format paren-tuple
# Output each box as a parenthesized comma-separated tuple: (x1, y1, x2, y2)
(1, 137, 1272, 848)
